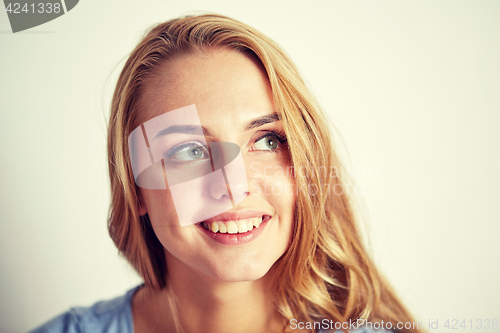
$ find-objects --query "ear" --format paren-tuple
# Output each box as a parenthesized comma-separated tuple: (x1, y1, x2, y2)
(137, 189, 148, 216)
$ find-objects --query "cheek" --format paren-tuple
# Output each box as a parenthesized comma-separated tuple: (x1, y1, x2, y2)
(248, 157, 296, 245)
(248, 158, 296, 201)
(141, 188, 198, 260)
(140, 188, 183, 234)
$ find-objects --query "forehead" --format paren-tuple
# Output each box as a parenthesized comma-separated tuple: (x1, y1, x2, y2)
(137, 48, 274, 129)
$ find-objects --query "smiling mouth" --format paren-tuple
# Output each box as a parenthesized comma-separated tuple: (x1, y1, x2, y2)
(199, 216, 269, 234)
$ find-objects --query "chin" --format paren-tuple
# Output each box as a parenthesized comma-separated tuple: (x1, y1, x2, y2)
(202, 260, 275, 283)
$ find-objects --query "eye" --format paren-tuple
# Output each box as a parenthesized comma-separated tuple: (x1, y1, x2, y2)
(252, 132, 287, 151)
(165, 142, 209, 161)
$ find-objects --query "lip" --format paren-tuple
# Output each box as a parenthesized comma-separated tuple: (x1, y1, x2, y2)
(197, 215, 271, 246)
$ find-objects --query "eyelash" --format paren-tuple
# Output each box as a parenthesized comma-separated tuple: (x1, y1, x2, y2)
(163, 141, 208, 159)
(252, 130, 288, 152)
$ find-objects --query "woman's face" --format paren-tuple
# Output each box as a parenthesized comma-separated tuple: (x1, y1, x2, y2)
(137, 48, 295, 282)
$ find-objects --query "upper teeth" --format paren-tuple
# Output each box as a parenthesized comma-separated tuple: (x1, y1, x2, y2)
(202, 217, 263, 234)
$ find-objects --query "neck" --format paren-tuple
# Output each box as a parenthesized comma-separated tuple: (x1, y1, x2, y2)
(135, 252, 286, 333)
(169, 252, 285, 333)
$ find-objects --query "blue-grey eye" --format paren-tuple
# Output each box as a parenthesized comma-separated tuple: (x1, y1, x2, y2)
(168, 144, 209, 161)
(254, 135, 279, 150)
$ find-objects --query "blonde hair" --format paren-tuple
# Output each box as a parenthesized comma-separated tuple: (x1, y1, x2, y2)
(108, 14, 422, 333)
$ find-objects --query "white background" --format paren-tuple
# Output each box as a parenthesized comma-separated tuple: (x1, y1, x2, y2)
(1, 1, 499, 332)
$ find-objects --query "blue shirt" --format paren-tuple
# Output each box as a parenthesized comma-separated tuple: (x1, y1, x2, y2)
(29, 286, 140, 333)
(29, 285, 391, 333)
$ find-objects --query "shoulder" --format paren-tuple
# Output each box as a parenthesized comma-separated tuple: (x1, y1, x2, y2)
(28, 285, 142, 333)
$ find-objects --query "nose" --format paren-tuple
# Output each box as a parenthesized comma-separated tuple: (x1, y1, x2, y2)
(207, 170, 231, 201)
(207, 142, 249, 205)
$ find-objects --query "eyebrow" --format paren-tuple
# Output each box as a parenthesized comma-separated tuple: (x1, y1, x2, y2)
(154, 125, 210, 139)
(244, 113, 280, 131)
(153, 113, 280, 139)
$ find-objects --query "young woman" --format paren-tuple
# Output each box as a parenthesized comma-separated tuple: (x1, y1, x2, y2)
(31, 14, 422, 333)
